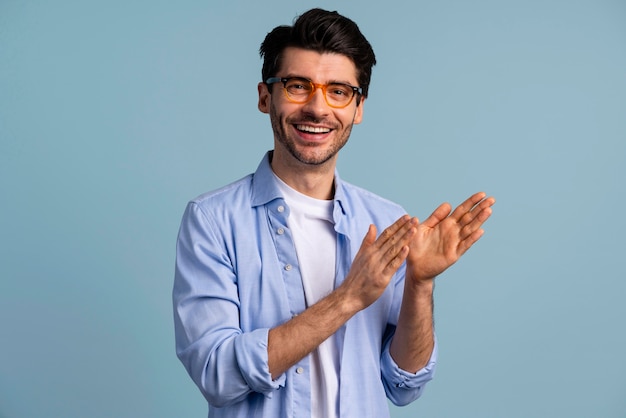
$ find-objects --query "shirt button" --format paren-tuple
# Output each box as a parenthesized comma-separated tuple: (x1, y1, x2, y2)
(284, 264, 292, 271)
(277, 205, 285, 213)
(296, 367, 304, 374)
(277, 227, 284, 235)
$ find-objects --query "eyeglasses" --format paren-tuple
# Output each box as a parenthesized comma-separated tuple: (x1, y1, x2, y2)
(265, 77, 363, 109)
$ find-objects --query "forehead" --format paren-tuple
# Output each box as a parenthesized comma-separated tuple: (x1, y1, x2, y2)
(278, 47, 358, 84)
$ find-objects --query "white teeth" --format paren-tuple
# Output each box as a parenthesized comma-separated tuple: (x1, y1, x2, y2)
(296, 125, 331, 133)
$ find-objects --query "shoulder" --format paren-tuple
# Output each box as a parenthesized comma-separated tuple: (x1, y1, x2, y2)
(181, 174, 256, 230)
(338, 179, 406, 223)
(191, 174, 254, 209)
(341, 181, 403, 208)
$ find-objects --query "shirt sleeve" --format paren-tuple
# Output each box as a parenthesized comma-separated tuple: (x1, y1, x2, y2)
(380, 331, 438, 406)
(172, 202, 285, 408)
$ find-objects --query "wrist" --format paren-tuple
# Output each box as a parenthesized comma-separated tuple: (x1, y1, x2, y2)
(405, 274, 435, 295)
(329, 285, 363, 318)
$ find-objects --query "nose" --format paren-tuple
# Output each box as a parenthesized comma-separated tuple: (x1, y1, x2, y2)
(301, 86, 331, 117)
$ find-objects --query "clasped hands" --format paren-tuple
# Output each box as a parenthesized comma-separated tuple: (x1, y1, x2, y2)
(341, 192, 495, 310)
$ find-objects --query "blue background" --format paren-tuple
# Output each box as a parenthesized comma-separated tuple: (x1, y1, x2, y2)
(1, 1, 625, 417)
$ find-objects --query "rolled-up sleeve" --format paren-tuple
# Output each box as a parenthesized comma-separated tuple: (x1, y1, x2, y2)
(380, 332, 438, 406)
(173, 202, 283, 408)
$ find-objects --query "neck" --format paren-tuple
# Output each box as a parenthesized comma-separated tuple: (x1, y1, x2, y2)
(270, 151, 336, 200)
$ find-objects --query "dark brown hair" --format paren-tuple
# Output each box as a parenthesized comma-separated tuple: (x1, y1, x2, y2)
(259, 8, 376, 98)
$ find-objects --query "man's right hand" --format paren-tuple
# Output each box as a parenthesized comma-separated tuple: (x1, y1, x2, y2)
(338, 215, 418, 312)
(268, 215, 417, 379)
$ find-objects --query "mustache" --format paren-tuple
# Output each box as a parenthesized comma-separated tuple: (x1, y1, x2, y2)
(287, 114, 338, 128)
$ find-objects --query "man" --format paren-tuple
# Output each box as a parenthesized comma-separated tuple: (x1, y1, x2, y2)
(173, 8, 494, 418)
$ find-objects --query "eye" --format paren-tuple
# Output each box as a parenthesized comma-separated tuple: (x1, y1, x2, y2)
(285, 78, 312, 93)
(328, 84, 352, 97)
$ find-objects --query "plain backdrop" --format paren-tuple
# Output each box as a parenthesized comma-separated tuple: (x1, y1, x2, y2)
(1, 1, 625, 417)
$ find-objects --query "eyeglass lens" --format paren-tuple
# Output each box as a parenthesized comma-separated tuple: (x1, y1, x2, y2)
(283, 78, 355, 107)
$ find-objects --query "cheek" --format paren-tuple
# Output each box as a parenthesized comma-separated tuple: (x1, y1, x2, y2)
(271, 101, 301, 124)
(269, 103, 288, 133)
(269, 101, 283, 121)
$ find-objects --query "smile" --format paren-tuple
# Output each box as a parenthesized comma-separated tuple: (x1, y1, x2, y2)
(295, 124, 332, 134)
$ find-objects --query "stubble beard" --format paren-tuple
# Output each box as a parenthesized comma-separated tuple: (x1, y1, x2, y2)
(269, 102, 353, 166)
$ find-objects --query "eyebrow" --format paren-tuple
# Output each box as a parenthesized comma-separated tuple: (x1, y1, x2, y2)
(283, 74, 358, 87)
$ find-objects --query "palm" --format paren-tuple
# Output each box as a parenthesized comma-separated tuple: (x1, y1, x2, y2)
(407, 192, 495, 281)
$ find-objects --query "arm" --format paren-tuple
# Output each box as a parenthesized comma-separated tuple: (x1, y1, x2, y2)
(174, 201, 419, 405)
(268, 215, 417, 379)
(173, 202, 270, 407)
(390, 192, 495, 372)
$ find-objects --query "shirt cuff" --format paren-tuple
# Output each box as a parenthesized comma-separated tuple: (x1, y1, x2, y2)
(381, 334, 438, 389)
(234, 328, 286, 396)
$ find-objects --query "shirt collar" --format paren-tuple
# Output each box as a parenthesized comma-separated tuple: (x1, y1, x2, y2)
(250, 151, 347, 216)
(250, 151, 283, 207)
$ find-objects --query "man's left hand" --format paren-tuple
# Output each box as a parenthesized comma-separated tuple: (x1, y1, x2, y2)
(406, 192, 496, 282)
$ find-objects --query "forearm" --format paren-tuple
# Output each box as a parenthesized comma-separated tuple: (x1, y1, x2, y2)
(269, 217, 418, 379)
(389, 279, 435, 373)
(268, 287, 358, 379)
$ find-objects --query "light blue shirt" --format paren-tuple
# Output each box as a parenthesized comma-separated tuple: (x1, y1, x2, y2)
(173, 153, 437, 418)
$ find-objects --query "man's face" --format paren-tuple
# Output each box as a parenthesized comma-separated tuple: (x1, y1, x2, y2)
(258, 47, 365, 169)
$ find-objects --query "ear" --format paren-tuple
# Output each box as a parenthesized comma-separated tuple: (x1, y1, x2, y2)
(258, 82, 271, 114)
(353, 97, 366, 125)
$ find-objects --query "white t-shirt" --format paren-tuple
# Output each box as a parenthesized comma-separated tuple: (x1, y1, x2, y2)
(274, 175, 339, 418)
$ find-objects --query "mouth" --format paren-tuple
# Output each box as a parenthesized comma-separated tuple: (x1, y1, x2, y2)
(295, 124, 332, 134)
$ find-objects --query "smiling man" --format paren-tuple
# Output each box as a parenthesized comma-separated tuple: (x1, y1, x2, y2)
(261, 48, 363, 185)
(173, 8, 495, 418)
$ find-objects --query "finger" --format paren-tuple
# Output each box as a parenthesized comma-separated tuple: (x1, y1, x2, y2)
(382, 245, 410, 275)
(381, 221, 416, 262)
(459, 206, 493, 240)
(458, 228, 485, 255)
(457, 196, 495, 228)
(471, 196, 496, 215)
(376, 215, 412, 246)
(377, 222, 417, 270)
(458, 196, 495, 241)
(474, 198, 495, 222)
(450, 192, 488, 222)
(362, 224, 378, 247)
(455, 197, 495, 223)
(421, 203, 452, 229)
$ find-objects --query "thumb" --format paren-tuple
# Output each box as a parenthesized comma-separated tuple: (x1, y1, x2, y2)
(362, 224, 377, 246)
(421, 203, 452, 229)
